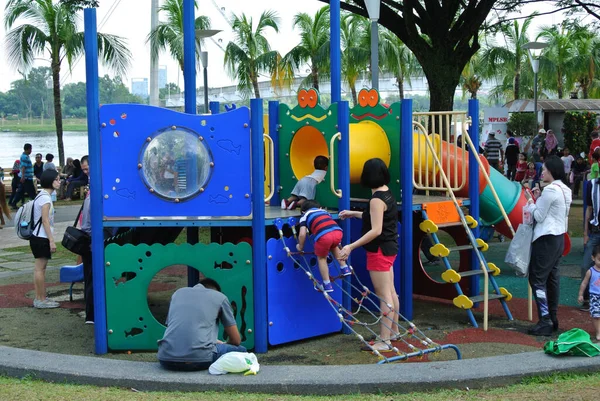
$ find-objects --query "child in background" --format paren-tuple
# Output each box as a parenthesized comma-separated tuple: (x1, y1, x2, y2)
(296, 200, 351, 292)
(515, 153, 528, 182)
(281, 156, 329, 210)
(590, 150, 600, 180)
(561, 147, 575, 176)
(578, 244, 600, 342)
(523, 162, 537, 188)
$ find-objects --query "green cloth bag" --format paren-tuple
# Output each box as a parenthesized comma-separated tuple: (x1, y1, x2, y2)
(544, 328, 600, 357)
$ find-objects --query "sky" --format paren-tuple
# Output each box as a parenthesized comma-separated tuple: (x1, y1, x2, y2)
(0, 0, 590, 93)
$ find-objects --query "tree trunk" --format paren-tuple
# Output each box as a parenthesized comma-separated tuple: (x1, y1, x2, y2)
(557, 69, 563, 99)
(514, 71, 520, 100)
(252, 76, 261, 99)
(51, 60, 65, 167)
(396, 76, 404, 100)
(350, 84, 358, 107)
(312, 66, 319, 91)
(427, 74, 458, 112)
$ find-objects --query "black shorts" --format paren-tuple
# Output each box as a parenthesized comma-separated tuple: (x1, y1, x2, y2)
(30, 236, 51, 259)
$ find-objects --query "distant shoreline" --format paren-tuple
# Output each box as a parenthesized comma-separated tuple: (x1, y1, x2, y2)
(1, 125, 87, 133)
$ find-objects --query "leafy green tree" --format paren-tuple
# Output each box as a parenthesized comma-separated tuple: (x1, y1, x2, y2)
(570, 27, 600, 99)
(563, 111, 599, 156)
(99, 75, 143, 104)
(5, 0, 131, 166)
(380, 29, 419, 100)
(507, 112, 537, 137)
(340, 14, 369, 106)
(62, 82, 87, 116)
(461, 53, 483, 100)
(480, 17, 534, 101)
(160, 83, 181, 100)
(283, 6, 330, 91)
(224, 10, 281, 99)
(147, 0, 211, 74)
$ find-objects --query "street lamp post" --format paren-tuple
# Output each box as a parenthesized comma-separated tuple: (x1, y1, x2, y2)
(200, 51, 209, 114)
(523, 41, 548, 133)
(365, 0, 380, 91)
(195, 29, 221, 113)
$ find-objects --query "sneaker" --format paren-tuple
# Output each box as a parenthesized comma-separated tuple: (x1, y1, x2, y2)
(322, 282, 334, 293)
(85, 320, 94, 325)
(527, 318, 553, 336)
(361, 341, 392, 352)
(580, 302, 590, 312)
(281, 199, 288, 209)
(33, 298, 60, 309)
(340, 265, 352, 276)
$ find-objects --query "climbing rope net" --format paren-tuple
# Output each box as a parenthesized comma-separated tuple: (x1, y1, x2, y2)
(274, 217, 461, 364)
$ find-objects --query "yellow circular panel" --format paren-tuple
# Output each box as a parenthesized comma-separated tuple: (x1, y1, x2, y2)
(349, 121, 391, 184)
(290, 126, 329, 180)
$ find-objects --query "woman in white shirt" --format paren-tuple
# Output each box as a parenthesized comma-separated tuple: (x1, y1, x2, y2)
(30, 169, 61, 309)
(526, 156, 572, 335)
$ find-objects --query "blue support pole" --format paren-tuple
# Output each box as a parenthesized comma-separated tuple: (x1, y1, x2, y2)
(268, 101, 280, 206)
(251, 99, 267, 353)
(183, 0, 196, 115)
(84, 8, 107, 355)
(182, 0, 199, 286)
(468, 99, 481, 297)
(337, 101, 351, 334)
(330, 1, 341, 103)
(209, 101, 220, 115)
(400, 99, 414, 320)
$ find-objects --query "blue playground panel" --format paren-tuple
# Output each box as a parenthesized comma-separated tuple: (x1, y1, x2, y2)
(266, 236, 342, 345)
(99, 104, 252, 218)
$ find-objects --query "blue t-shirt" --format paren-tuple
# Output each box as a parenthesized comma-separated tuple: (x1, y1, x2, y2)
(20, 152, 33, 180)
(589, 267, 600, 296)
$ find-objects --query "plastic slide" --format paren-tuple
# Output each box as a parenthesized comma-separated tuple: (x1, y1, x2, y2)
(414, 135, 525, 238)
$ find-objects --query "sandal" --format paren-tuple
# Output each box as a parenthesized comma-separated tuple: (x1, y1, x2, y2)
(360, 341, 392, 352)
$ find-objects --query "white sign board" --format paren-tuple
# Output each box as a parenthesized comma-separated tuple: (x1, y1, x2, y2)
(482, 107, 509, 147)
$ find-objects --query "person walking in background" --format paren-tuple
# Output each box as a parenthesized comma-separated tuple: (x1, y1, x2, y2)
(30, 170, 61, 309)
(526, 156, 572, 336)
(544, 130, 559, 158)
(78, 156, 94, 324)
(531, 129, 546, 163)
(506, 130, 521, 150)
(571, 156, 588, 198)
(43, 154, 56, 171)
(9, 143, 36, 210)
(484, 132, 503, 172)
(8, 159, 21, 207)
(589, 130, 600, 165)
(590, 150, 600, 180)
(33, 153, 44, 181)
(505, 137, 520, 181)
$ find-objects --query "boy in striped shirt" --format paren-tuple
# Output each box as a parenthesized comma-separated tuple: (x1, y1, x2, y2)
(296, 200, 351, 292)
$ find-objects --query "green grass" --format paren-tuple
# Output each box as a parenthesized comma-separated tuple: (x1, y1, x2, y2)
(1, 372, 599, 400)
(1, 119, 87, 132)
(5, 243, 74, 260)
(568, 204, 584, 238)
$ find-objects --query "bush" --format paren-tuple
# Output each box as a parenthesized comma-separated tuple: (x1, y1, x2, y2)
(507, 112, 537, 137)
(563, 111, 598, 157)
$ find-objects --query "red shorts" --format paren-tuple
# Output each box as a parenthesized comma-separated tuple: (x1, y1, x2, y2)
(314, 230, 343, 257)
(366, 248, 397, 271)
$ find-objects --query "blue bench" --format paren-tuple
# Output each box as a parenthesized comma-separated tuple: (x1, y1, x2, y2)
(59, 263, 84, 302)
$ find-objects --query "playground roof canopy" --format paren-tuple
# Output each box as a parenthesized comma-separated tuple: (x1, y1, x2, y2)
(504, 99, 600, 113)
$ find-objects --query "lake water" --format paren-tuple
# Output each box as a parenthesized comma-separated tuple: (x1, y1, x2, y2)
(0, 131, 89, 170)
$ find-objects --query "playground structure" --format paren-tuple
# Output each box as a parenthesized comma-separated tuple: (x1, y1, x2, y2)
(81, 2, 532, 358)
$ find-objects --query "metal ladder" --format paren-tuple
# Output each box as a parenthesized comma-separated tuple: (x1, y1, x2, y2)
(419, 206, 514, 329)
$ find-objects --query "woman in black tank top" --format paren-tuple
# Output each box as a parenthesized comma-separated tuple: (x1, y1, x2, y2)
(339, 158, 399, 351)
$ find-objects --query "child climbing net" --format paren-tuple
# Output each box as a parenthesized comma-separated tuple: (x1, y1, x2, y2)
(274, 217, 461, 364)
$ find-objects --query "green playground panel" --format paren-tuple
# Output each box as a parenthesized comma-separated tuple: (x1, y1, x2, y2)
(278, 101, 340, 210)
(104, 242, 254, 351)
(348, 99, 401, 200)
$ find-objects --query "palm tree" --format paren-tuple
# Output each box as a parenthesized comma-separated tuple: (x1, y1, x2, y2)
(5, 0, 130, 166)
(283, 6, 330, 91)
(460, 53, 483, 100)
(224, 11, 281, 99)
(340, 14, 369, 106)
(480, 17, 534, 101)
(147, 0, 211, 74)
(537, 23, 592, 99)
(570, 28, 600, 99)
(380, 29, 420, 99)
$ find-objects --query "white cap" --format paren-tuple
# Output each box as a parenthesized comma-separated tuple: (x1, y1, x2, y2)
(538, 128, 546, 134)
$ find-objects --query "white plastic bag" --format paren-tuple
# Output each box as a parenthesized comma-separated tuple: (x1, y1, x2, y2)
(208, 352, 260, 375)
(505, 223, 533, 277)
(522, 203, 534, 226)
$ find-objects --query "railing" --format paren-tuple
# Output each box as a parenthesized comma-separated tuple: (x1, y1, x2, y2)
(412, 111, 469, 193)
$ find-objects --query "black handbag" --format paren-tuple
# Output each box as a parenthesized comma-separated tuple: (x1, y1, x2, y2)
(62, 203, 91, 255)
